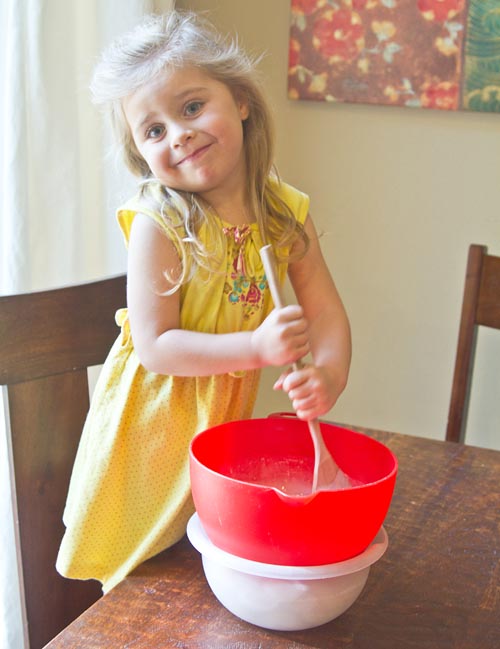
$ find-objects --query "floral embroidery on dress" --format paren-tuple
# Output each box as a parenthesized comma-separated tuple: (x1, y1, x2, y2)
(223, 225, 268, 320)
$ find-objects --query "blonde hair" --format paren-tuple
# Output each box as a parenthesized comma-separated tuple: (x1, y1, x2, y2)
(91, 10, 308, 289)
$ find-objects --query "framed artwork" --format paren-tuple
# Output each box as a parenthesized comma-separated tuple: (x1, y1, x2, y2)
(288, 0, 500, 112)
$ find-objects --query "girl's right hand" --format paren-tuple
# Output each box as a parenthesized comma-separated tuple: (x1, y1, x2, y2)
(251, 305, 310, 367)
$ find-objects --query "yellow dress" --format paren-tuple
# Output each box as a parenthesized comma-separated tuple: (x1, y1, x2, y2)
(56, 180, 309, 592)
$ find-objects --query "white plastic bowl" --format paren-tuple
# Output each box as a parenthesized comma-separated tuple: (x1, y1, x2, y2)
(187, 513, 388, 631)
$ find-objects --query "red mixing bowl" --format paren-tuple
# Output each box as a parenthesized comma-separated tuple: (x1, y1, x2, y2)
(189, 415, 397, 566)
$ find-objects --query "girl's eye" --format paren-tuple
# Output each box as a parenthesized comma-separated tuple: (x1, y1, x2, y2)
(185, 101, 203, 116)
(146, 125, 164, 139)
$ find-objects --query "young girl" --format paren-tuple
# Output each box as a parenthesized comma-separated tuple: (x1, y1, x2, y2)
(57, 10, 351, 593)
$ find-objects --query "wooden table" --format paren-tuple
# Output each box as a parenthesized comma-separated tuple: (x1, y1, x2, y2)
(45, 429, 500, 649)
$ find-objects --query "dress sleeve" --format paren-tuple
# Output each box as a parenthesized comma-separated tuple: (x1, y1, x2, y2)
(117, 199, 166, 248)
(273, 180, 310, 226)
(116, 189, 183, 257)
(116, 206, 137, 248)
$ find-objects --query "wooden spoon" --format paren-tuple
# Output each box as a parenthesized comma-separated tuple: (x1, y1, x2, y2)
(260, 245, 353, 492)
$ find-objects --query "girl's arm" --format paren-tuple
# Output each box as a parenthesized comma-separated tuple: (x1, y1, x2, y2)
(127, 213, 310, 376)
(276, 214, 352, 420)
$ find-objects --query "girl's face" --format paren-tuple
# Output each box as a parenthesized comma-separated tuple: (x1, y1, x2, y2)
(123, 66, 249, 209)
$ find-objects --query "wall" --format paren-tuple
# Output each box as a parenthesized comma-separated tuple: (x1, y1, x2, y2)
(177, 0, 500, 449)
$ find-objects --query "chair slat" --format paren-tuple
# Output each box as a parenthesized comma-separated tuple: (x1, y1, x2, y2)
(0, 275, 126, 384)
(8, 373, 102, 649)
(477, 255, 500, 329)
(446, 245, 500, 443)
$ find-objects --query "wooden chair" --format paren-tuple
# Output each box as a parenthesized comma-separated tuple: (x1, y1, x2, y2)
(446, 245, 500, 443)
(0, 274, 127, 649)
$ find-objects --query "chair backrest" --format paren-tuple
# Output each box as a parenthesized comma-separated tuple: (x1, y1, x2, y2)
(446, 245, 500, 443)
(0, 274, 127, 649)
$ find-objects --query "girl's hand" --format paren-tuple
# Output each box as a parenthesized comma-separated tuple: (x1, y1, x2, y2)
(251, 305, 310, 368)
(273, 363, 340, 421)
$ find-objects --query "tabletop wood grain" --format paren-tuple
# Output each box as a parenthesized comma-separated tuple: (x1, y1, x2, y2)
(45, 429, 500, 649)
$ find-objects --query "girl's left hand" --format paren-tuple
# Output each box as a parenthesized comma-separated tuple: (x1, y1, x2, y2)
(273, 363, 339, 421)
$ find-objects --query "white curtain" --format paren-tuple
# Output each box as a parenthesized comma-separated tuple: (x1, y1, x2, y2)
(0, 1, 174, 647)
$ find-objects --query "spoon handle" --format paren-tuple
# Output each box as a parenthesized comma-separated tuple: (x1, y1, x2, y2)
(260, 244, 286, 309)
(259, 246, 305, 375)
(260, 245, 349, 492)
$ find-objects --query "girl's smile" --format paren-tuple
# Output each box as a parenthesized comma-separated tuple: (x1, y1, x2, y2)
(176, 143, 212, 166)
(123, 67, 250, 214)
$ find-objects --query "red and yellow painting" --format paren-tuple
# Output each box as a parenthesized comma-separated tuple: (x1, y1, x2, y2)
(288, 0, 500, 112)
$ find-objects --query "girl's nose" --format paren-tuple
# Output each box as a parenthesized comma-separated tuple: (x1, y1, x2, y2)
(171, 125, 195, 148)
